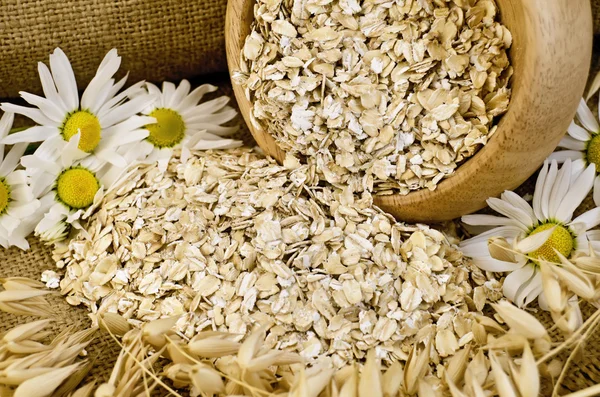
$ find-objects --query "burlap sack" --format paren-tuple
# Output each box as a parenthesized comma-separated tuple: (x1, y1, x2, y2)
(0, 0, 228, 98)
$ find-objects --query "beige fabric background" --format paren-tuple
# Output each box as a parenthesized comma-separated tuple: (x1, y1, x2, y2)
(0, 0, 228, 98)
(0, 0, 599, 395)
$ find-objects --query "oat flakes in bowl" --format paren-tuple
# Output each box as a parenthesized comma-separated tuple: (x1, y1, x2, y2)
(226, 0, 592, 221)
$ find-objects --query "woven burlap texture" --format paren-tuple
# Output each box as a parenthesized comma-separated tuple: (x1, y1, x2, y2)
(0, 0, 228, 98)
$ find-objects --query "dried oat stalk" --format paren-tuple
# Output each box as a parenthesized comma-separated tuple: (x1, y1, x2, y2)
(91, 304, 593, 397)
(0, 320, 96, 397)
(0, 277, 53, 317)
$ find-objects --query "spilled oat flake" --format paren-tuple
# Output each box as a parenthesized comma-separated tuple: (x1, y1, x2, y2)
(235, 0, 512, 195)
(51, 148, 502, 368)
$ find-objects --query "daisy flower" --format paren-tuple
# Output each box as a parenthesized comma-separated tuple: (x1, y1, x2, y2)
(0, 48, 156, 171)
(0, 113, 41, 250)
(32, 158, 130, 243)
(124, 80, 242, 172)
(549, 97, 600, 205)
(460, 159, 600, 308)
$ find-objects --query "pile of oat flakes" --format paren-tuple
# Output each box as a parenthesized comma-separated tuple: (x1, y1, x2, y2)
(49, 149, 502, 368)
(235, 0, 512, 194)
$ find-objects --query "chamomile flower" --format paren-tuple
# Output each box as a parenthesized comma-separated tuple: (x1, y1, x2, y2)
(124, 81, 242, 172)
(460, 159, 600, 308)
(0, 48, 156, 171)
(33, 159, 128, 243)
(0, 113, 41, 250)
(549, 97, 600, 206)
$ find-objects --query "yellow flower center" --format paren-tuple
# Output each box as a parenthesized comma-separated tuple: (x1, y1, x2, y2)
(146, 108, 186, 148)
(61, 111, 102, 153)
(586, 134, 600, 169)
(0, 178, 10, 215)
(528, 223, 574, 263)
(56, 167, 100, 209)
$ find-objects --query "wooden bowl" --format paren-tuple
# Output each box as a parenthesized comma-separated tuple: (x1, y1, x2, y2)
(225, 0, 592, 222)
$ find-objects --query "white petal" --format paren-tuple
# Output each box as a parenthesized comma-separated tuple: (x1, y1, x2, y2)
(0, 143, 28, 177)
(175, 84, 218, 113)
(182, 123, 238, 136)
(548, 158, 572, 218)
(182, 96, 230, 118)
(487, 198, 536, 230)
(96, 81, 146, 118)
(6, 200, 41, 219)
(571, 207, 600, 232)
(500, 191, 536, 222)
(180, 145, 191, 165)
(92, 149, 127, 168)
(156, 148, 173, 173)
(547, 150, 585, 163)
(593, 175, 600, 207)
(0, 104, 56, 128)
(558, 135, 587, 151)
(20, 92, 65, 122)
(49, 48, 79, 111)
(0, 112, 15, 141)
(585, 229, 600, 242)
(167, 80, 191, 108)
(567, 120, 592, 141)
(31, 134, 63, 162)
(184, 107, 238, 126)
(0, 214, 20, 234)
(161, 81, 177, 107)
(61, 133, 88, 168)
(8, 234, 30, 251)
(4, 170, 27, 185)
(574, 234, 588, 253)
(21, 155, 61, 176)
(461, 214, 517, 227)
(538, 291, 550, 311)
(516, 272, 543, 308)
(503, 265, 535, 306)
(101, 129, 150, 152)
(37, 62, 68, 113)
(123, 140, 154, 163)
(81, 50, 121, 110)
(35, 207, 67, 234)
(516, 227, 554, 253)
(460, 226, 523, 245)
(555, 164, 595, 222)
(1, 125, 58, 145)
(103, 115, 155, 136)
(192, 138, 242, 150)
(9, 186, 34, 202)
(540, 160, 559, 221)
(99, 94, 156, 128)
(473, 257, 525, 273)
(576, 98, 599, 133)
(533, 161, 549, 220)
(145, 83, 163, 107)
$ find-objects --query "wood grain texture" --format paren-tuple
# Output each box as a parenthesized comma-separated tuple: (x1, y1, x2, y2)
(226, 0, 593, 222)
(225, 0, 286, 163)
